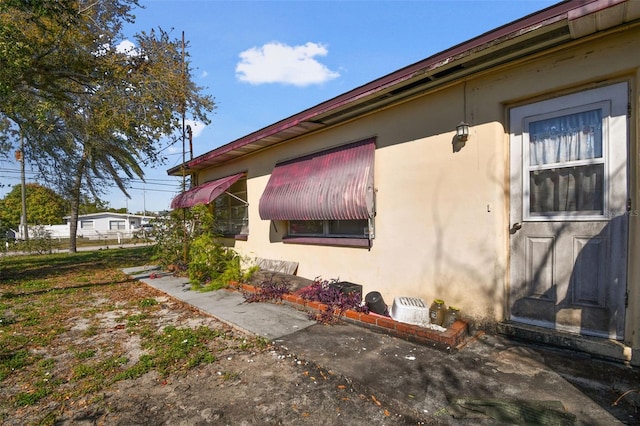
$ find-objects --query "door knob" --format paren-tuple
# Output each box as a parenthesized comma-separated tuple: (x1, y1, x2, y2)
(510, 222, 522, 234)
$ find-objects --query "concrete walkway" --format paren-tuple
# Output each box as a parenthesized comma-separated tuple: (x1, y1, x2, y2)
(124, 265, 640, 425)
(123, 265, 316, 340)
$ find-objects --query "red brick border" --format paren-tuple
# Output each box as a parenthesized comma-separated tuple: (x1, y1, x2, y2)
(234, 281, 469, 351)
(342, 310, 468, 350)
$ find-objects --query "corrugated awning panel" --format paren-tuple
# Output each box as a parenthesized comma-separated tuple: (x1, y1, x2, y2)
(259, 138, 375, 220)
(170, 173, 244, 210)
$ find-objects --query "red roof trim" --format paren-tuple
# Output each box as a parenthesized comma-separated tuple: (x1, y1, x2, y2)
(568, 0, 627, 20)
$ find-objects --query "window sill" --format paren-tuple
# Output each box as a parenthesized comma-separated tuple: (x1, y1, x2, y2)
(218, 234, 248, 241)
(283, 236, 370, 248)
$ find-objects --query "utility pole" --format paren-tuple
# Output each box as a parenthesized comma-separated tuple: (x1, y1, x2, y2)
(181, 30, 188, 265)
(181, 31, 186, 194)
(186, 124, 193, 189)
(17, 133, 29, 242)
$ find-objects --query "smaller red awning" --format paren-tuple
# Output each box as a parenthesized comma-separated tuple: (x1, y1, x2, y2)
(170, 173, 244, 210)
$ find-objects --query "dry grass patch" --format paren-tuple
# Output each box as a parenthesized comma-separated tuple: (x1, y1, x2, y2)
(0, 247, 268, 425)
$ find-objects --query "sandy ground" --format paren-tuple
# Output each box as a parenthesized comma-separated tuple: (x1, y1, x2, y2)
(57, 349, 424, 425)
(1, 281, 425, 425)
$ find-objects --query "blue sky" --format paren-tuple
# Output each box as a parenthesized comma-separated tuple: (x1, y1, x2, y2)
(1, 0, 559, 213)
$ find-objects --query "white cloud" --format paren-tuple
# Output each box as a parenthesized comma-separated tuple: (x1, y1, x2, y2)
(201, 70, 209, 78)
(236, 42, 340, 87)
(116, 39, 140, 57)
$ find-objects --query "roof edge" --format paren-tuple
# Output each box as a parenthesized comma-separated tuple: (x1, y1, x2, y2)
(169, 0, 622, 176)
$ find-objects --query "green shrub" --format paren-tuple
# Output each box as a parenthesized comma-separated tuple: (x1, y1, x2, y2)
(154, 204, 257, 289)
(188, 234, 252, 290)
(151, 209, 191, 272)
(14, 226, 54, 255)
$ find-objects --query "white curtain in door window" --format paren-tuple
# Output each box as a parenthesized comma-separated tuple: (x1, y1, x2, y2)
(528, 109, 604, 214)
(529, 110, 602, 166)
(529, 164, 604, 214)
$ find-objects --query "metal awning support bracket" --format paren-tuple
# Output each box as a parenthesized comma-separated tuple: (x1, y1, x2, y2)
(224, 191, 249, 206)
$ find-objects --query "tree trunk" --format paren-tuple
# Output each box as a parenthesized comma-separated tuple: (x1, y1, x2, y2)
(68, 196, 79, 253)
(67, 157, 86, 253)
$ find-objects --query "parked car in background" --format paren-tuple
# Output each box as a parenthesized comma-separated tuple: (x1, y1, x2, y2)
(133, 222, 157, 239)
(133, 223, 154, 233)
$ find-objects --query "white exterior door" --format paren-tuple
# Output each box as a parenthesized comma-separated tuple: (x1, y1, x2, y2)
(509, 83, 629, 339)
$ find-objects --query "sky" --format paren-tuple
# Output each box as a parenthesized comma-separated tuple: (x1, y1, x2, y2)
(0, 0, 559, 214)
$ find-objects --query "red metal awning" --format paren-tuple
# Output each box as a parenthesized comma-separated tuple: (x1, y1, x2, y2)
(259, 138, 375, 221)
(170, 173, 244, 210)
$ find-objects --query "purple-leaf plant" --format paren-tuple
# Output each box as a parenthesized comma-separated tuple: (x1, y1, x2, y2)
(298, 278, 368, 324)
(243, 273, 292, 303)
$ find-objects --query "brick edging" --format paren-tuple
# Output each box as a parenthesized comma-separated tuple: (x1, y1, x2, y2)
(238, 283, 469, 351)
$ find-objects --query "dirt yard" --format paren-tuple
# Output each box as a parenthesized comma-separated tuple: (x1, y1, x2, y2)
(56, 291, 419, 425)
(0, 249, 423, 425)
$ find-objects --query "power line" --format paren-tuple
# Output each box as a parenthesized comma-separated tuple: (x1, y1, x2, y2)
(128, 177, 182, 184)
(1, 173, 181, 193)
(0, 168, 39, 176)
(104, 185, 180, 194)
(0, 167, 180, 184)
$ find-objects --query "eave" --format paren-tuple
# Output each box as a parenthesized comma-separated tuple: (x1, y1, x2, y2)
(168, 0, 640, 176)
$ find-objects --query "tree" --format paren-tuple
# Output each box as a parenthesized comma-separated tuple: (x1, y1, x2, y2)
(0, 0, 94, 158)
(78, 196, 111, 215)
(0, 1, 215, 252)
(0, 184, 66, 234)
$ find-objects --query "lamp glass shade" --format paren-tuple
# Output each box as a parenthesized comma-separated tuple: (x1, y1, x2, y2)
(456, 122, 469, 138)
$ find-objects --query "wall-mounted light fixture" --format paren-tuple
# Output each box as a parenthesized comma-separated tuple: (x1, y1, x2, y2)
(456, 121, 470, 142)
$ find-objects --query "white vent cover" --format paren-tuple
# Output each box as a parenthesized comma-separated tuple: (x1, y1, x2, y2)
(389, 297, 430, 327)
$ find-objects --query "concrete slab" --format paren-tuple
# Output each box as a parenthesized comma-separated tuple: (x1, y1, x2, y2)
(276, 323, 628, 424)
(121, 265, 160, 279)
(131, 271, 315, 340)
(124, 266, 640, 424)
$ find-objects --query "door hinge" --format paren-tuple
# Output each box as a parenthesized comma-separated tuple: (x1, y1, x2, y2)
(628, 102, 632, 118)
(625, 291, 629, 308)
(627, 198, 632, 213)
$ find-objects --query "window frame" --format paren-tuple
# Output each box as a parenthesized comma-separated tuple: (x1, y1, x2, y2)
(212, 177, 248, 239)
(288, 219, 371, 238)
(522, 100, 611, 222)
(284, 218, 374, 248)
(109, 220, 126, 231)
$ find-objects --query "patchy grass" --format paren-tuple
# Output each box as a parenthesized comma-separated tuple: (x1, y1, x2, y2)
(0, 246, 269, 425)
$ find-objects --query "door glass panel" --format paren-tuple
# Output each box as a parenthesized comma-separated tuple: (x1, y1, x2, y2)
(529, 109, 602, 165)
(529, 164, 604, 215)
(526, 107, 606, 218)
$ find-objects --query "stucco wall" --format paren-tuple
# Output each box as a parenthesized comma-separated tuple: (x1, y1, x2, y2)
(199, 26, 639, 326)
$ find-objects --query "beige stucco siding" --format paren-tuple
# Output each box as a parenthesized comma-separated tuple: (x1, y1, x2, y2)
(205, 87, 509, 321)
(198, 25, 639, 326)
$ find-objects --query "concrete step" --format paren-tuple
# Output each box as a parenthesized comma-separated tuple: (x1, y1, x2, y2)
(497, 321, 633, 364)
